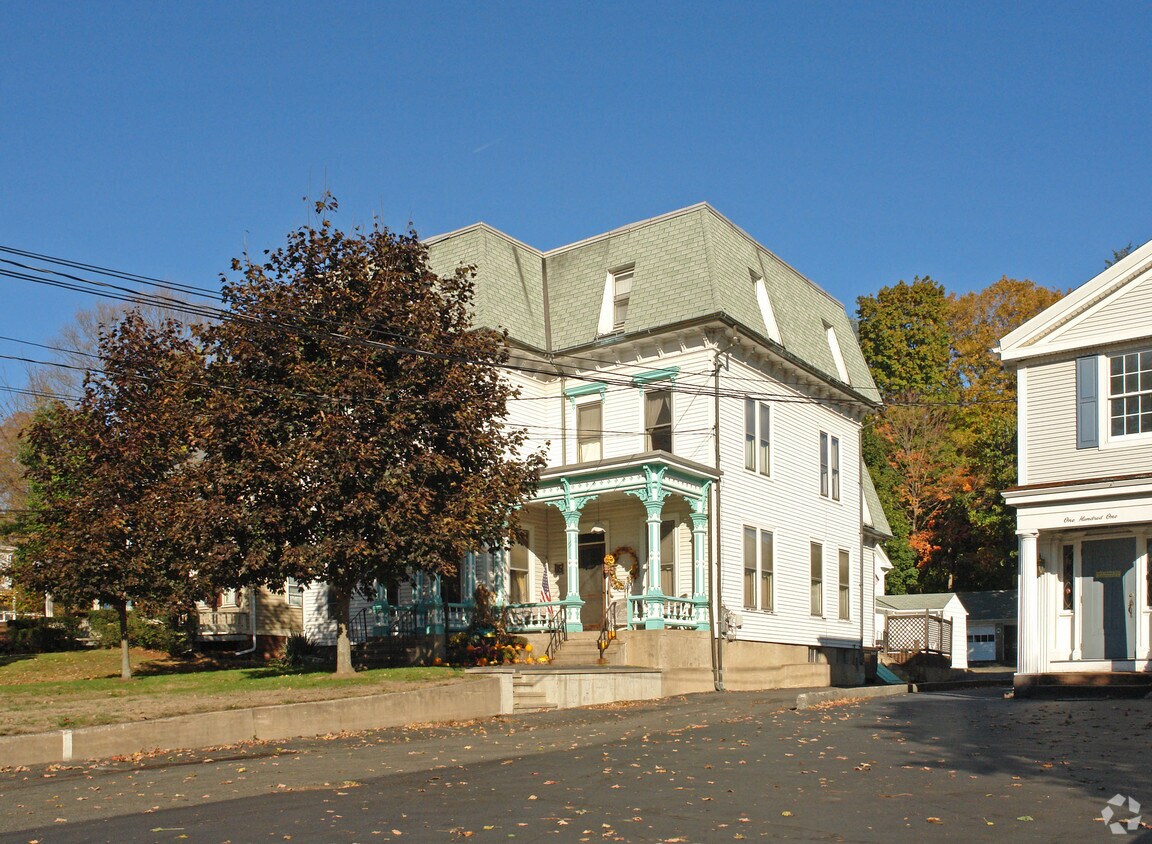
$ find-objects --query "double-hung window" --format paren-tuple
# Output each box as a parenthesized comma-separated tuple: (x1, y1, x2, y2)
(837, 550, 850, 620)
(820, 431, 840, 500)
(810, 542, 824, 616)
(743, 527, 774, 611)
(285, 578, 303, 608)
(744, 399, 770, 474)
(509, 544, 529, 604)
(1109, 349, 1152, 436)
(612, 268, 633, 330)
(646, 389, 673, 452)
(576, 401, 603, 462)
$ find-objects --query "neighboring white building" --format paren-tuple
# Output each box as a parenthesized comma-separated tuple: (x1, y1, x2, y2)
(997, 241, 1152, 685)
(300, 204, 892, 689)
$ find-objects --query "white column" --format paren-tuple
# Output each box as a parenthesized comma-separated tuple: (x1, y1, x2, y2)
(1018, 530, 1041, 675)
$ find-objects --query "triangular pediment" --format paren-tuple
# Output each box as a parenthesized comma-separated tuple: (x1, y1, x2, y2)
(998, 239, 1152, 363)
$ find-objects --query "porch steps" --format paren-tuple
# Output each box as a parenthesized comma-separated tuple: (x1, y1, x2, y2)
(1014, 671, 1152, 699)
(511, 673, 558, 713)
(550, 631, 616, 667)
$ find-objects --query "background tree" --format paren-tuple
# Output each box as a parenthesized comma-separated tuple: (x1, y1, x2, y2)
(190, 199, 545, 675)
(1, 293, 198, 533)
(13, 311, 206, 678)
(1105, 242, 1135, 268)
(857, 275, 1063, 594)
(857, 277, 956, 593)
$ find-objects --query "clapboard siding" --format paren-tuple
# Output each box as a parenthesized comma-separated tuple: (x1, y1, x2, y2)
(1058, 274, 1152, 345)
(1025, 353, 1152, 484)
(715, 356, 863, 648)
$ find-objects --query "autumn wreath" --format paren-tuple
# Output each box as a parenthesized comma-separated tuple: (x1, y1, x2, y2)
(605, 546, 640, 590)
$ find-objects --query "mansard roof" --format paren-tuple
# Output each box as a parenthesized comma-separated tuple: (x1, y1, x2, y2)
(997, 238, 1152, 364)
(425, 204, 879, 402)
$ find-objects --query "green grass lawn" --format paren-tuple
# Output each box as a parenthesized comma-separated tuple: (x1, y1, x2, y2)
(0, 649, 464, 736)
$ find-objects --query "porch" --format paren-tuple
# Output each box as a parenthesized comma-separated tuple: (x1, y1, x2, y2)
(356, 453, 719, 642)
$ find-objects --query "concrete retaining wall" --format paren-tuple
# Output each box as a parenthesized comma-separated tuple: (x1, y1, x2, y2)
(513, 667, 663, 709)
(0, 676, 503, 768)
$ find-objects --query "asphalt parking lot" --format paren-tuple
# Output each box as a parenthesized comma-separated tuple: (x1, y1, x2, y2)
(1, 686, 1149, 842)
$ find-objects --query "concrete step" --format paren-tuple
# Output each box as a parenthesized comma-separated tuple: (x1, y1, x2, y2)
(511, 673, 558, 712)
(1015, 671, 1152, 699)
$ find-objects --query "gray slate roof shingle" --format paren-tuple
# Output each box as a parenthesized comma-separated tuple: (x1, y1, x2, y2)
(425, 204, 880, 402)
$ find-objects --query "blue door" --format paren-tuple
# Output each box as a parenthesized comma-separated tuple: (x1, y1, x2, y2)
(1080, 538, 1136, 661)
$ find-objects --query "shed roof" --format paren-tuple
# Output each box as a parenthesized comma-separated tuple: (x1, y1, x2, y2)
(956, 590, 1018, 622)
(876, 592, 958, 612)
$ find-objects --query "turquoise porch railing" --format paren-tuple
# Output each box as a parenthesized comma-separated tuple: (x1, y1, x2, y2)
(370, 602, 474, 636)
(504, 600, 567, 632)
(628, 594, 702, 629)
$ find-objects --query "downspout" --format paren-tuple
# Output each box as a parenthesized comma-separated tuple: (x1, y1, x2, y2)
(859, 429, 867, 680)
(234, 587, 258, 656)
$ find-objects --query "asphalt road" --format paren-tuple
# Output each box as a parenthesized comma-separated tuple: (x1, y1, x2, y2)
(1, 686, 1149, 843)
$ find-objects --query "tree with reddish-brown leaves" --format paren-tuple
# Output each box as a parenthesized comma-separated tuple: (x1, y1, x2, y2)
(190, 198, 545, 675)
(14, 312, 207, 679)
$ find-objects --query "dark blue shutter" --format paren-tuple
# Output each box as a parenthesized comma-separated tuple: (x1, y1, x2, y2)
(1076, 356, 1098, 449)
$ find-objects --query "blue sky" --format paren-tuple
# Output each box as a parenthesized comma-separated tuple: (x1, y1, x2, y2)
(2, 1, 1150, 394)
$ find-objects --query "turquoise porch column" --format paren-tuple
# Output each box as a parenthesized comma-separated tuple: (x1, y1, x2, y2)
(491, 547, 508, 605)
(462, 551, 477, 604)
(412, 570, 428, 634)
(559, 506, 585, 633)
(689, 509, 710, 631)
(629, 465, 669, 630)
(688, 484, 711, 630)
(549, 480, 590, 633)
(429, 574, 445, 634)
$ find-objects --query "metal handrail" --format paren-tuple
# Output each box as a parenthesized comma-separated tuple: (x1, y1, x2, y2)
(350, 605, 372, 644)
(544, 603, 567, 662)
(596, 599, 621, 663)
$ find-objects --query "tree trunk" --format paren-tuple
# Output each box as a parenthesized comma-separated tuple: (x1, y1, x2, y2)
(333, 586, 355, 676)
(117, 601, 132, 680)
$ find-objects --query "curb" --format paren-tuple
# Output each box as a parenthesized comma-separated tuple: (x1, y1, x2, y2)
(795, 684, 909, 709)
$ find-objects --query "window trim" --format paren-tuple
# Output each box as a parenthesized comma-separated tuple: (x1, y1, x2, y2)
(742, 525, 775, 612)
(744, 399, 771, 476)
(837, 549, 850, 620)
(285, 578, 303, 608)
(810, 542, 824, 617)
(575, 400, 603, 463)
(1106, 348, 1152, 440)
(820, 431, 840, 501)
(644, 387, 673, 453)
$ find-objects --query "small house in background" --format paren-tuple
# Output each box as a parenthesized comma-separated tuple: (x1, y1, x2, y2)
(875, 592, 969, 670)
(957, 589, 1017, 665)
(998, 241, 1152, 693)
(195, 582, 305, 658)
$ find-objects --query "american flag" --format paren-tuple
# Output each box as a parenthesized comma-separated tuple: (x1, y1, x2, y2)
(540, 560, 552, 602)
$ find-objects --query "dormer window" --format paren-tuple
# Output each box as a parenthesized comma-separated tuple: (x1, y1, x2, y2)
(597, 265, 635, 335)
(824, 321, 850, 384)
(612, 267, 633, 329)
(752, 270, 782, 344)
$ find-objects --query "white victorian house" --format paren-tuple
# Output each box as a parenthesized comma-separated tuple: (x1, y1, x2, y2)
(998, 241, 1152, 688)
(258, 204, 892, 691)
